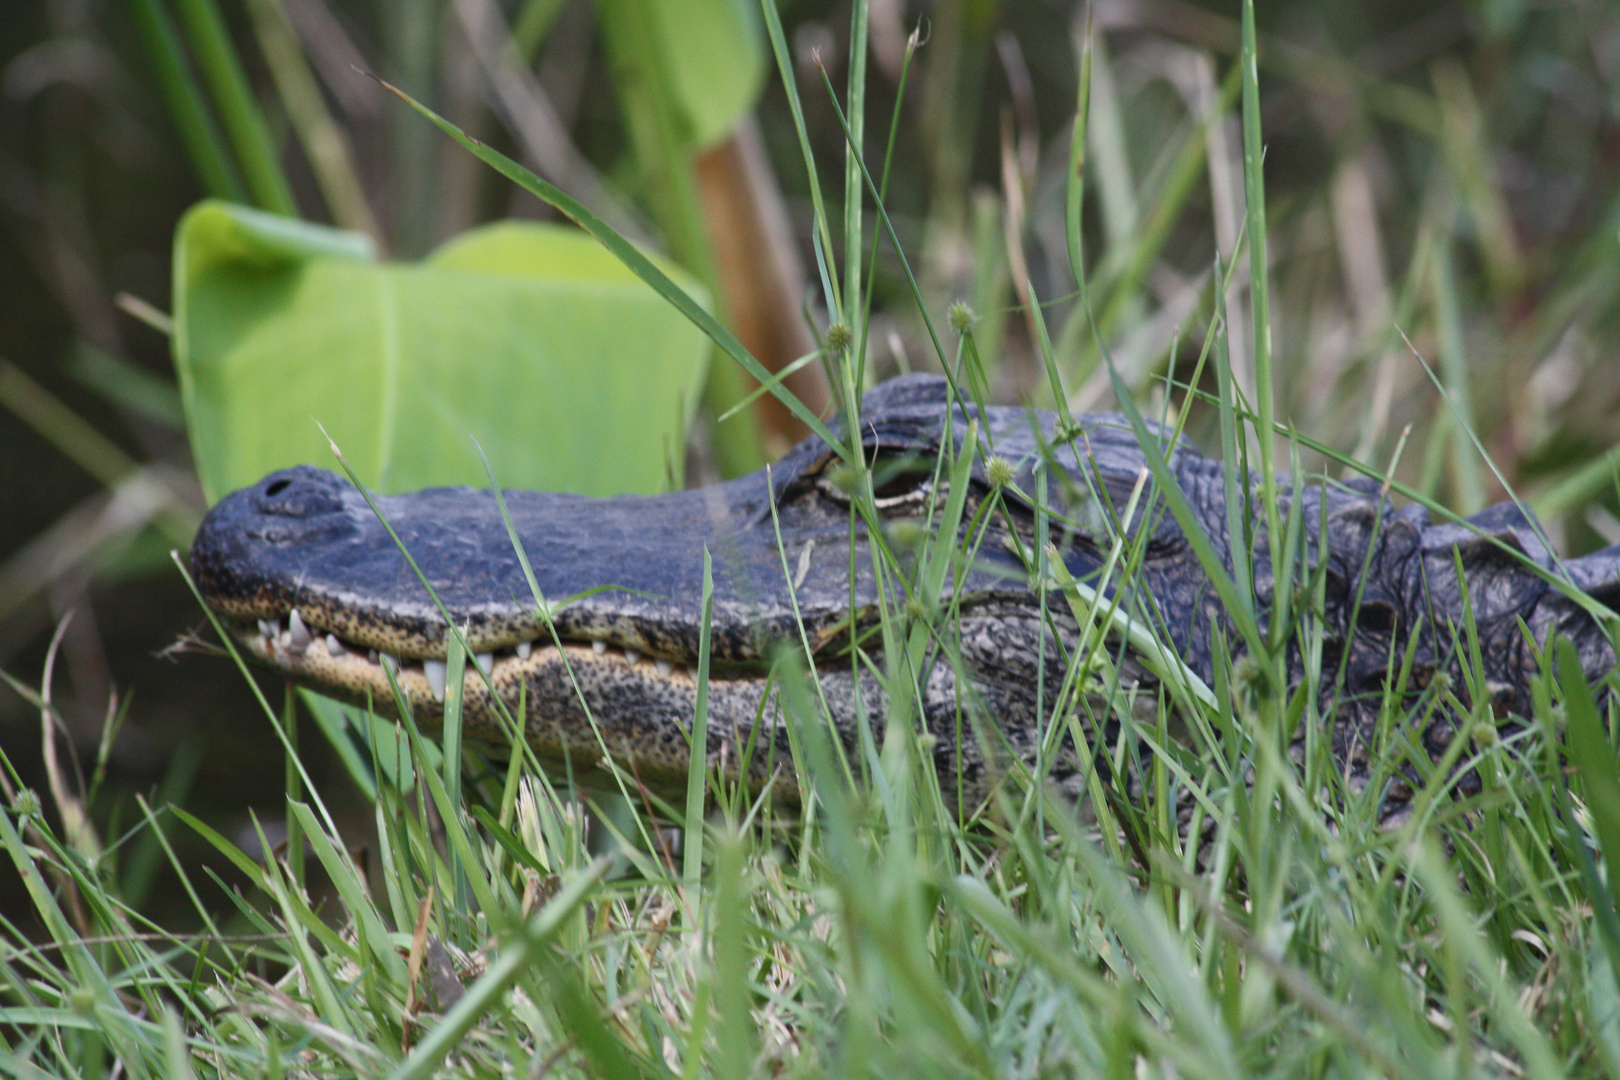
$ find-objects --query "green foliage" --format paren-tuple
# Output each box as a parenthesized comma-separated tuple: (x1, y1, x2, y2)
(6, 547, 1620, 1077)
(595, 0, 765, 156)
(592, 0, 772, 474)
(6, 0, 1620, 1076)
(173, 201, 711, 501)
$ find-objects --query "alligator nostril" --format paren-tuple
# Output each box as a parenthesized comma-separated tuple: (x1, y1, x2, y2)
(248, 466, 350, 519)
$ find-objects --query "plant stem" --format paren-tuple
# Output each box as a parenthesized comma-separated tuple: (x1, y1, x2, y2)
(128, 0, 245, 202)
(171, 0, 297, 214)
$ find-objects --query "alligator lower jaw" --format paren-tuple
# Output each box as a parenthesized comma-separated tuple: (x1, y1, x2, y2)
(223, 610, 812, 798)
(221, 612, 747, 729)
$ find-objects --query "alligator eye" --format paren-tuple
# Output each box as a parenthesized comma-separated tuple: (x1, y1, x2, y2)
(1356, 600, 1397, 633)
(265, 478, 292, 497)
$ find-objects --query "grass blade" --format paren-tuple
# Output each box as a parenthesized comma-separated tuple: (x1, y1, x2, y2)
(758, 0, 841, 321)
(1406, 837, 1567, 1079)
(171, 0, 297, 214)
(390, 857, 613, 1080)
(842, 0, 869, 370)
(1064, 11, 1092, 301)
(683, 549, 717, 901)
(128, 0, 245, 201)
(711, 830, 757, 1078)
(1239, 0, 1283, 647)
(244, 0, 379, 236)
(1556, 638, 1620, 990)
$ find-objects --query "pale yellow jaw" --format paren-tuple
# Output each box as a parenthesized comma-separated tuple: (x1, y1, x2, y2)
(231, 613, 693, 727)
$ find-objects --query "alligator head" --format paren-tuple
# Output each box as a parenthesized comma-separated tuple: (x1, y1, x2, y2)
(189, 374, 1618, 808)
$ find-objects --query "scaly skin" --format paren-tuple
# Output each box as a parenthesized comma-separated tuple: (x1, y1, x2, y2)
(189, 374, 1619, 810)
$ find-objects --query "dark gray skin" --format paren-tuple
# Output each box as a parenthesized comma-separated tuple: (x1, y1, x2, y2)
(190, 374, 1619, 809)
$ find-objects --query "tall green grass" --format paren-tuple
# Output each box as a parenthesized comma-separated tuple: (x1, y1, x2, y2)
(5, 1, 1620, 1077)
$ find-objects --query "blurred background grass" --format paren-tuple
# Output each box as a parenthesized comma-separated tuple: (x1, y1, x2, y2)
(1, 0, 1618, 924)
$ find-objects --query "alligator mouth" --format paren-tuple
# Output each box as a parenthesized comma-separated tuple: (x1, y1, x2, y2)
(233, 609, 685, 689)
(228, 607, 738, 693)
(218, 597, 787, 728)
(215, 582, 840, 796)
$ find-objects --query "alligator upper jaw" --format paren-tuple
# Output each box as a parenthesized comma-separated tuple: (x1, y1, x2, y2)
(186, 457, 883, 669)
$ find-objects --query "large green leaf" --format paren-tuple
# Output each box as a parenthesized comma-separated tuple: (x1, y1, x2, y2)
(173, 200, 710, 503)
(593, 0, 764, 154)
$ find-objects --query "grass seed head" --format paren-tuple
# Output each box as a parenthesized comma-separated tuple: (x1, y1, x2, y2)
(825, 321, 852, 355)
(948, 300, 975, 335)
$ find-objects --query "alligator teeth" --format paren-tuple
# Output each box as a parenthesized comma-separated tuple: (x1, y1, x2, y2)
(259, 617, 285, 650)
(591, 640, 607, 655)
(516, 640, 532, 660)
(368, 649, 379, 663)
(379, 653, 398, 675)
(655, 660, 672, 677)
(623, 649, 640, 665)
(287, 609, 311, 656)
(424, 659, 447, 702)
(474, 652, 493, 675)
(793, 539, 815, 591)
(326, 634, 347, 657)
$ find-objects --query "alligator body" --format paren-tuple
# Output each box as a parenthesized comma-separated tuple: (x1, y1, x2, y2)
(190, 374, 1619, 808)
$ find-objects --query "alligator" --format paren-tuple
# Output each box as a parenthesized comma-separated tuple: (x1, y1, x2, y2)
(189, 373, 1619, 813)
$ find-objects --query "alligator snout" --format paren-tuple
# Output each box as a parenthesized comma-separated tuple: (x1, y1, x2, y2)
(188, 465, 368, 615)
(196, 466, 362, 555)
(253, 465, 350, 517)
(236, 465, 360, 538)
